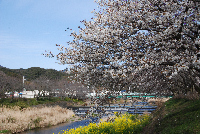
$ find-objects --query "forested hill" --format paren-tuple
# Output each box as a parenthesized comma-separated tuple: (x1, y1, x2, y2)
(0, 66, 22, 78)
(0, 66, 89, 99)
(0, 66, 72, 81)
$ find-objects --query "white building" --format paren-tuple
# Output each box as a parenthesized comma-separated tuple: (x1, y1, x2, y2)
(20, 90, 49, 98)
(5, 90, 49, 98)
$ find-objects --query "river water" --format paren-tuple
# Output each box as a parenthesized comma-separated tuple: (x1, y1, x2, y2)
(21, 102, 156, 134)
(21, 117, 99, 134)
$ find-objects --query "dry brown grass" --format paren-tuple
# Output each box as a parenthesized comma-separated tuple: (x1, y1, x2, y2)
(118, 98, 125, 104)
(99, 114, 116, 123)
(143, 111, 151, 115)
(111, 99, 117, 104)
(0, 106, 75, 133)
(154, 99, 165, 109)
(148, 98, 170, 103)
(147, 98, 169, 109)
(173, 91, 200, 100)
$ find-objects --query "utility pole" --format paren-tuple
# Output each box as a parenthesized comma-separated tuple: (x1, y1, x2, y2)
(23, 76, 26, 91)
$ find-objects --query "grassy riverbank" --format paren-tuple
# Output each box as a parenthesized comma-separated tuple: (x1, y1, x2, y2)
(142, 97, 200, 134)
(0, 97, 84, 109)
(0, 97, 83, 133)
(0, 106, 77, 133)
(57, 97, 200, 134)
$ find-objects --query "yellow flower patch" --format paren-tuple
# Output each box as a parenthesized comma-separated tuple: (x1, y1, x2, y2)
(60, 113, 150, 134)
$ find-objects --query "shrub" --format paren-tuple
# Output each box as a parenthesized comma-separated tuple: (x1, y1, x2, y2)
(64, 97, 71, 101)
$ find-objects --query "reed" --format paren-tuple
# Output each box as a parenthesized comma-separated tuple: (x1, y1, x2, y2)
(0, 106, 75, 133)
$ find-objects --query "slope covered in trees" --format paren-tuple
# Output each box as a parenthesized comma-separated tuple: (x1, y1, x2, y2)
(0, 66, 86, 99)
(0, 66, 22, 78)
(12, 67, 70, 81)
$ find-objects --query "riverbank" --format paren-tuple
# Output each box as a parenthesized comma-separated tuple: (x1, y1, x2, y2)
(0, 106, 78, 133)
(0, 97, 84, 133)
(141, 96, 200, 134)
(59, 113, 150, 134)
(0, 97, 85, 109)
(55, 96, 200, 134)
(0, 97, 176, 134)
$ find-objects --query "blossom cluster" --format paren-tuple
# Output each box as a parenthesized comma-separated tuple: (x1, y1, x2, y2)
(45, 0, 200, 94)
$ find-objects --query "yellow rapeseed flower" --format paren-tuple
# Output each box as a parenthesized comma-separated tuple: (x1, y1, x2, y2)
(60, 114, 150, 134)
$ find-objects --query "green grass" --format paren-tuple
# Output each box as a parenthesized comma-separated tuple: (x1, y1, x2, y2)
(0, 98, 33, 109)
(143, 98, 200, 134)
(0, 97, 84, 109)
(0, 130, 11, 134)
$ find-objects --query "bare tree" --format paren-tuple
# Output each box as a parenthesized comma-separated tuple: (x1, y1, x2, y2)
(0, 71, 9, 98)
(0, 71, 23, 100)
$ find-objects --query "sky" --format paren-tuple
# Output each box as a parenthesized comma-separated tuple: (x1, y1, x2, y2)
(0, 0, 98, 71)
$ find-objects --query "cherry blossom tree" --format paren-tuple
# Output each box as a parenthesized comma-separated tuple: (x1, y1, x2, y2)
(46, 0, 200, 95)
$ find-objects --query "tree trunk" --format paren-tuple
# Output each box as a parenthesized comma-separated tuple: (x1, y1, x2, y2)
(10, 92, 14, 103)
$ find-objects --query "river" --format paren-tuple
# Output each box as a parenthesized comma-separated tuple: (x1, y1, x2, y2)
(20, 117, 99, 134)
(20, 102, 156, 134)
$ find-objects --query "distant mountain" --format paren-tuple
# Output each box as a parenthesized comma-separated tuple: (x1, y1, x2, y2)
(13, 67, 71, 81)
(0, 66, 72, 81)
(0, 66, 22, 78)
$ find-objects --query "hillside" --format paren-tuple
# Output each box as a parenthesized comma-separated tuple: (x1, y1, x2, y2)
(0, 66, 72, 81)
(13, 67, 70, 80)
(0, 66, 89, 99)
(142, 97, 200, 134)
(0, 66, 22, 78)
